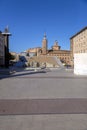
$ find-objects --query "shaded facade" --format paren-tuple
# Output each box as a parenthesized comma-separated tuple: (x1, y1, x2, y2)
(0, 32, 5, 66)
(0, 27, 11, 67)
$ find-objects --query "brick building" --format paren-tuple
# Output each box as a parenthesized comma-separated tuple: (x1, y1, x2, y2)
(27, 34, 71, 66)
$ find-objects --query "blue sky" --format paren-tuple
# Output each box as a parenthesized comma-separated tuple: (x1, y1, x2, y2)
(0, 0, 87, 53)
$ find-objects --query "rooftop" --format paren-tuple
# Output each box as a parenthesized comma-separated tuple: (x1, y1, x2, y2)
(70, 26, 87, 39)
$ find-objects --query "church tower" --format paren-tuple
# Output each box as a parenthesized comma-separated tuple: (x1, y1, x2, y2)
(52, 40, 61, 51)
(42, 33, 48, 55)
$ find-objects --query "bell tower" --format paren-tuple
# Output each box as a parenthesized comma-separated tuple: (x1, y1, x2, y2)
(42, 33, 48, 55)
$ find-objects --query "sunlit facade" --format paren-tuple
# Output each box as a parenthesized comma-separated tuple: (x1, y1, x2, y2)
(70, 27, 87, 66)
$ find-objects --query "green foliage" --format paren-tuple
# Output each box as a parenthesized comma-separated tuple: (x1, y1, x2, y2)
(9, 53, 15, 60)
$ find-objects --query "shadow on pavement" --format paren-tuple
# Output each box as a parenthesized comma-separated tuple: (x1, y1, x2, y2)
(0, 68, 46, 80)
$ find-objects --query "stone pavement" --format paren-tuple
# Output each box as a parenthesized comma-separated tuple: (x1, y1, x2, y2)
(0, 99, 87, 115)
(0, 67, 87, 130)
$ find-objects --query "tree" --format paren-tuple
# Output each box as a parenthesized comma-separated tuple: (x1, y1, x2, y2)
(9, 53, 15, 60)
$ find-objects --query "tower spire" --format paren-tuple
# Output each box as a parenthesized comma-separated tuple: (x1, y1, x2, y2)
(43, 32, 47, 39)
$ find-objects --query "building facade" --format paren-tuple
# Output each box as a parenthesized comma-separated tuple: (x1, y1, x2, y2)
(46, 41, 71, 65)
(70, 26, 87, 65)
(0, 27, 11, 67)
(27, 47, 42, 57)
(27, 34, 71, 66)
(41, 34, 71, 65)
(0, 32, 5, 66)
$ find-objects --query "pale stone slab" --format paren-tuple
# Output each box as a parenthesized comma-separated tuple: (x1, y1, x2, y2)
(74, 53, 87, 75)
(0, 115, 87, 130)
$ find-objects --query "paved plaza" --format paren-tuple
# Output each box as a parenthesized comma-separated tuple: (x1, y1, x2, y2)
(0, 67, 87, 130)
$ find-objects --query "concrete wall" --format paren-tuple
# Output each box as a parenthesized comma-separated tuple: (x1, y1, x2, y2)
(74, 53, 87, 75)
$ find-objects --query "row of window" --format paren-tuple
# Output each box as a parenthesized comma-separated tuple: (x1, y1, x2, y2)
(59, 57, 70, 60)
(74, 33, 87, 42)
(74, 41, 87, 46)
(49, 53, 70, 57)
(75, 50, 87, 53)
(74, 36, 86, 41)
(74, 30, 87, 38)
(74, 43, 87, 50)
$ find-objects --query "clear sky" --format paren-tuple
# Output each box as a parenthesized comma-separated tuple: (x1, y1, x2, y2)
(0, 0, 87, 53)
